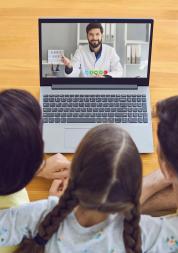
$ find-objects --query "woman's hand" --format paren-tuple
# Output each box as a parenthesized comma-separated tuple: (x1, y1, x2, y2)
(37, 153, 71, 180)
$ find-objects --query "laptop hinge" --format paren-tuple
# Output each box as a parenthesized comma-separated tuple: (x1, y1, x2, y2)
(51, 84, 138, 90)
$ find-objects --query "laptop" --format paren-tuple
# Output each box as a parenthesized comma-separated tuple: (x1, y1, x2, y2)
(39, 18, 154, 153)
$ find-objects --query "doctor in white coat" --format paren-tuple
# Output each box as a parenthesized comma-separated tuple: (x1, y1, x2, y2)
(62, 23, 123, 78)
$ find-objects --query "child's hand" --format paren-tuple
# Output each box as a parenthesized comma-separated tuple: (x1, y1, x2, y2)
(37, 153, 71, 180)
(49, 179, 68, 197)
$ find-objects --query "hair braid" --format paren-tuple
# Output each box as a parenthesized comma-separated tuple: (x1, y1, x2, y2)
(14, 179, 79, 253)
(123, 202, 142, 253)
(39, 179, 78, 238)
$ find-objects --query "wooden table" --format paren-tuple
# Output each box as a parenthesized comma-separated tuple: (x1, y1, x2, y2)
(0, 0, 178, 201)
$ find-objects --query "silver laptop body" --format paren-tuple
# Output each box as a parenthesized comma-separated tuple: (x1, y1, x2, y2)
(39, 18, 154, 153)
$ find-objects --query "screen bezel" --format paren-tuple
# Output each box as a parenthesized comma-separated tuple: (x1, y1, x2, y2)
(39, 18, 154, 86)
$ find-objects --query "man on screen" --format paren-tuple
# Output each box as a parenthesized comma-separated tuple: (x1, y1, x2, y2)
(62, 23, 123, 78)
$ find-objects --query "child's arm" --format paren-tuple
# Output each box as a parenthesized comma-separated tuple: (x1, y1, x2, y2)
(0, 196, 58, 246)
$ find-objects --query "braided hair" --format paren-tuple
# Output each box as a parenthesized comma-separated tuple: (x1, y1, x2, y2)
(15, 124, 142, 253)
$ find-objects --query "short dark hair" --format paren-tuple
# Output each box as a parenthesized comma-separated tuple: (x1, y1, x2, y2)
(0, 89, 44, 195)
(156, 96, 178, 175)
(86, 23, 103, 34)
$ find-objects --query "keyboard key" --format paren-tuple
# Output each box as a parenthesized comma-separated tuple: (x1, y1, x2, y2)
(138, 118, 143, 123)
(61, 118, 66, 123)
(107, 118, 114, 123)
(111, 108, 116, 112)
(115, 118, 121, 123)
(108, 113, 114, 117)
(96, 118, 102, 123)
(122, 118, 128, 123)
(101, 118, 107, 123)
(61, 113, 66, 117)
(143, 117, 148, 123)
(43, 118, 48, 123)
(55, 118, 60, 123)
(43, 98, 49, 102)
(128, 118, 138, 123)
(67, 118, 96, 123)
(43, 108, 51, 112)
(49, 118, 55, 123)
(55, 98, 60, 102)
(48, 113, 54, 117)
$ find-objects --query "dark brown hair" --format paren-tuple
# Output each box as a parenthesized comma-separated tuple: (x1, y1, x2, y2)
(86, 23, 103, 34)
(15, 124, 142, 253)
(156, 96, 178, 175)
(0, 89, 43, 195)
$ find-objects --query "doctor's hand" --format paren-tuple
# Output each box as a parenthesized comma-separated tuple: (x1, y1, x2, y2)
(61, 56, 73, 68)
(36, 153, 71, 180)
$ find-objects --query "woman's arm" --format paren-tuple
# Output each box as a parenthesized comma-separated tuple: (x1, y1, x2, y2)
(141, 169, 171, 205)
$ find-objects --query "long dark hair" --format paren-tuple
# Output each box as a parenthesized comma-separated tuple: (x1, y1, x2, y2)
(15, 124, 142, 253)
(0, 89, 43, 195)
(156, 96, 178, 175)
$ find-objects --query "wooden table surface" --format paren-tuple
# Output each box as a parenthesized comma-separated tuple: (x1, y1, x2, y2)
(0, 0, 178, 201)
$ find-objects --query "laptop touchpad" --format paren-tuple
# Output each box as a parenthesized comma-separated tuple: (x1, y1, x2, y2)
(64, 128, 90, 149)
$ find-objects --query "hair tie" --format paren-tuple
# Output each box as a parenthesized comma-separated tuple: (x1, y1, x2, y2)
(34, 234, 48, 246)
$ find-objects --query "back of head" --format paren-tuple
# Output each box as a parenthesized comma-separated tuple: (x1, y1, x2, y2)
(71, 124, 142, 213)
(156, 96, 178, 175)
(0, 89, 43, 195)
(15, 124, 142, 253)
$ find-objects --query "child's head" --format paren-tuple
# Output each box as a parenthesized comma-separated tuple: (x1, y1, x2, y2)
(16, 124, 142, 253)
(156, 96, 178, 181)
(0, 89, 43, 195)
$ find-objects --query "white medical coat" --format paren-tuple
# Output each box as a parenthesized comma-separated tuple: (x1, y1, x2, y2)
(65, 44, 123, 78)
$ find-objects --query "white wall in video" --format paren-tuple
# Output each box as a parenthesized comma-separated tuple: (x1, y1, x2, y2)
(41, 23, 150, 78)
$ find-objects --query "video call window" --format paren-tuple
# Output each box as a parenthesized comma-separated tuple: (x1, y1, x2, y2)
(41, 22, 151, 78)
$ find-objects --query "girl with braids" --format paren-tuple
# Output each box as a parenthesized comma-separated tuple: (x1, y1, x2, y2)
(0, 124, 163, 253)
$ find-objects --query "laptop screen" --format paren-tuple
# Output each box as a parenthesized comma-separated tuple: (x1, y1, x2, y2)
(39, 19, 153, 86)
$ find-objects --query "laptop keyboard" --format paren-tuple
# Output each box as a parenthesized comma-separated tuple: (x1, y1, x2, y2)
(42, 94, 148, 124)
